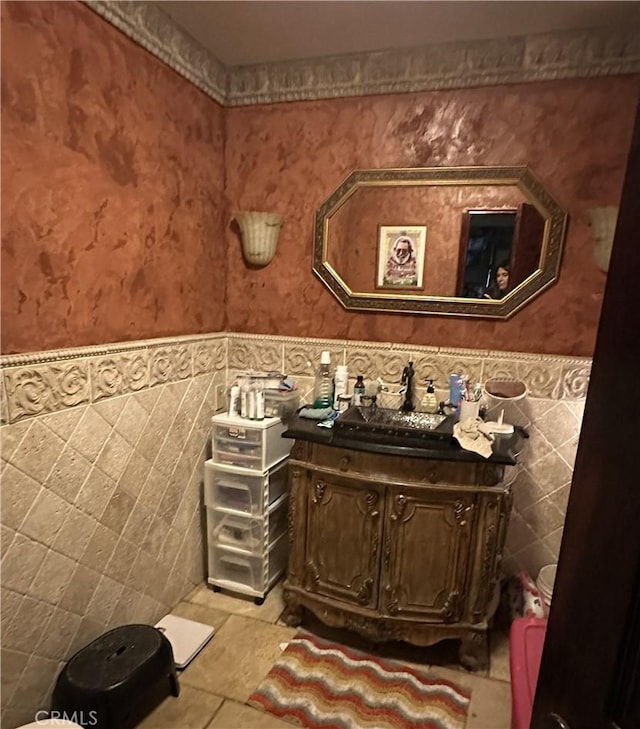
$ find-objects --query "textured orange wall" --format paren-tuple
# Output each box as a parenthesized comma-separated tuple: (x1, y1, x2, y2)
(1, 2, 227, 355)
(3, 2, 637, 358)
(224, 77, 639, 356)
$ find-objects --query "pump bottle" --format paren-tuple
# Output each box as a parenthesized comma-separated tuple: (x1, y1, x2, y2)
(421, 379, 438, 414)
(333, 364, 349, 409)
(353, 375, 365, 406)
(313, 351, 334, 408)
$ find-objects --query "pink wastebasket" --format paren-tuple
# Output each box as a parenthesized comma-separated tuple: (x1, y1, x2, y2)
(509, 617, 548, 729)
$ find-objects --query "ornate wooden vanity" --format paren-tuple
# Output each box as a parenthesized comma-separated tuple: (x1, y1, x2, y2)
(281, 415, 522, 670)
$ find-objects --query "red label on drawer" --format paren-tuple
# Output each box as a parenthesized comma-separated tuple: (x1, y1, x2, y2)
(228, 427, 247, 439)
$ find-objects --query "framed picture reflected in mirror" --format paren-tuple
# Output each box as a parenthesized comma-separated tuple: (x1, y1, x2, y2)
(376, 225, 427, 290)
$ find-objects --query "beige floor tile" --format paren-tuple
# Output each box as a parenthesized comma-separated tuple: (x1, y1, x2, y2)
(171, 601, 231, 631)
(187, 580, 285, 624)
(156, 589, 512, 729)
(489, 626, 512, 682)
(137, 684, 224, 729)
(183, 583, 205, 602)
(180, 614, 297, 702)
(427, 664, 512, 729)
(206, 699, 296, 729)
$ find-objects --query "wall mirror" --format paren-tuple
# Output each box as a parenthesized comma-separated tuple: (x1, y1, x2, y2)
(313, 166, 567, 318)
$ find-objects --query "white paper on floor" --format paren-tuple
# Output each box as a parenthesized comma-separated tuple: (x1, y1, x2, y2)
(155, 614, 215, 669)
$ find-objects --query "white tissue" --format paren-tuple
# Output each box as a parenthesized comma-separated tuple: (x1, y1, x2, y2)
(453, 418, 495, 458)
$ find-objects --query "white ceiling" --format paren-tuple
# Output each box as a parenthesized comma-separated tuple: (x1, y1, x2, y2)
(156, 1, 640, 67)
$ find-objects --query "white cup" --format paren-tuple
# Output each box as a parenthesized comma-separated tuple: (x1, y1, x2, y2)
(459, 400, 480, 421)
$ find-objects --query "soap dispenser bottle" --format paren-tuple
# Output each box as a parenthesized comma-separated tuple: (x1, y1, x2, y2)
(421, 379, 438, 414)
(313, 350, 334, 408)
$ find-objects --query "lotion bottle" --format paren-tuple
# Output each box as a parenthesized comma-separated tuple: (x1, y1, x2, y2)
(421, 379, 438, 413)
(228, 385, 240, 417)
(313, 350, 333, 408)
(333, 364, 349, 409)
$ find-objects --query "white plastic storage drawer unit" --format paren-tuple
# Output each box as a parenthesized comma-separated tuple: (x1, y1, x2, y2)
(207, 493, 289, 552)
(208, 532, 288, 598)
(204, 459, 288, 516)
(205, 413, 292, 604)
(211, 413, 292, 471)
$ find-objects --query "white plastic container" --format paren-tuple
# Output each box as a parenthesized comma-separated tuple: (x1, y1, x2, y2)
(263, 390, 300, 420)
(204, 459, 288, 515)
(208, 493, 288, 552)
(211, 413, 292, 471)
(208, 531, 288, 596)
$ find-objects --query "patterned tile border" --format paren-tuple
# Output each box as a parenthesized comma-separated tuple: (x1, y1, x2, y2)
(0, 331, 591, 424)
(226, 332, 590, 401)
(0, 335, 228, 424)
(84, 1, 640, 107)
(85, 0, 227, 104)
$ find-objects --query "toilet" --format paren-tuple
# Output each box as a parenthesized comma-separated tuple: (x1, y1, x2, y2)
(536, 564, 557, 613)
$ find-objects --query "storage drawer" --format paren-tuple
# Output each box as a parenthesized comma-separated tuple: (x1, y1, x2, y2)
(211, 414, 292, 471)
(204, 459, 288, 515)
(208, 532, 288, 594)
(207, 494, 289, 552)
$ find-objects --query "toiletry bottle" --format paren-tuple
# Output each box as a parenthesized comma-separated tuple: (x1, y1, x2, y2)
(240, 384, 249, 418)
(247, 387, 256, 420)
(333, 364, 349, 409)
(353, 375, 365, 406)
(449, 373, 465, 409)
(313, 350, 334, 408)
(421, 379, 438, 414)
(228, 385, 240, 417)
(255, 388, 265, 421)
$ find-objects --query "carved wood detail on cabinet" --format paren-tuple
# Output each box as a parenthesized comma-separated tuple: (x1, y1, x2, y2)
(285, 442, 513, 670)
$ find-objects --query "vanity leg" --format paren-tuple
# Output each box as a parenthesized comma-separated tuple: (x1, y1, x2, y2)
(459, 630, 489, 671)
(281, 604, 304, 627)
(282, 589, 304, 627)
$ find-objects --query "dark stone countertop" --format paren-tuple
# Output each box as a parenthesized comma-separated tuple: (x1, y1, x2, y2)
(283, 412, 525, 466)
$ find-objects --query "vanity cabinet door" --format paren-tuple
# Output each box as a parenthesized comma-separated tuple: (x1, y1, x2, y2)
(382, 488, 475, 622)
(304, 472, 384, 610)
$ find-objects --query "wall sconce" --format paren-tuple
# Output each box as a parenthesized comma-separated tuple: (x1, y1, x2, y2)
(235, 211, 283, 267)
(588, 206, 619, 273)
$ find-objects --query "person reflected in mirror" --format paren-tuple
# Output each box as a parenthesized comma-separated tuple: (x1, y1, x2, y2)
(484, 261, 510, 300)
(384, 235, 417, 287)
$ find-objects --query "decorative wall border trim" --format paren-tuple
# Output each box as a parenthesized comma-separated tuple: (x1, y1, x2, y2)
(0, 333, 228, 368)
(226, 28, 640, 106)
(85, 0, 227, 104)
(0, 334, 229, 424)
(1, 331, 591, 424)
(82, 1, 640, 107)
(224, 332, 591, 401)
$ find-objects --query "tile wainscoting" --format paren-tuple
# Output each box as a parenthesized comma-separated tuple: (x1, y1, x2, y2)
(0, 334, 227, 727)
(225, 333, 588, 579)
(0, 332, 589, 725)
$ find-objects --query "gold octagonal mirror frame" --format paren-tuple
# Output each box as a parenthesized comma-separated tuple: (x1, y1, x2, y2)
(312, 166, 568, 319)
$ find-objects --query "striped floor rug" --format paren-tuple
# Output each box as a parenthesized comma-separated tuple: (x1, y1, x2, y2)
(248, 632, 471, 729)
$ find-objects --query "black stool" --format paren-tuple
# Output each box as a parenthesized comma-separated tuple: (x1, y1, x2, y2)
(52, 624, 179, 729)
